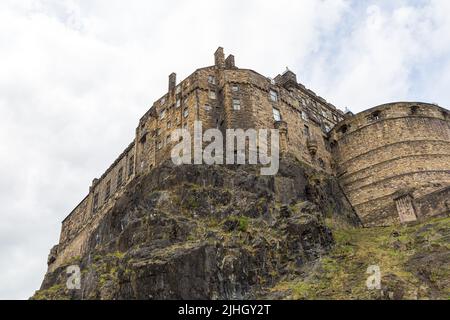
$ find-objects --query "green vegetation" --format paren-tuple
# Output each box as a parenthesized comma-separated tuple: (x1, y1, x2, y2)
(32, 284, 68, 300)
(271, 216, 450, 300)
(238, 216, 250, 232)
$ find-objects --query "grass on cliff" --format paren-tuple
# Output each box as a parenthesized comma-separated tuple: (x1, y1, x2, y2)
(271, 216, 450, 300)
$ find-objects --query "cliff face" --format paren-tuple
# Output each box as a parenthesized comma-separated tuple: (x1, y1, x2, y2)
(33, 158, 360, 300)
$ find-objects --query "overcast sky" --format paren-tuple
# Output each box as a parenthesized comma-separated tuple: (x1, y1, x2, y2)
(0, 0, 449, 300)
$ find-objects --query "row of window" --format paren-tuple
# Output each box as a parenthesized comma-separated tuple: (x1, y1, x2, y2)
(92, 156, 135, 213)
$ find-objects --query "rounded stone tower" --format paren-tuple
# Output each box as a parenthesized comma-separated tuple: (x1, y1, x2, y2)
(330, 102, 450, 226)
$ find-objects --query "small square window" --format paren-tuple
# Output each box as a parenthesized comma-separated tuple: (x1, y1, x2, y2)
(209, 91, 217, 100)
(176, 86, 181, 94)
(176, 99, 181, 108)
(270, 90, 278, 102)
(273, 108, 281, 121)
(233, 99, 241, 110)
(183, 108, 189, 118)
(161, 97, 166, 105)
(232, 85, 239, 92)
(208, 76, 216, 85)
(160, 109, 166, 120)
(204, 104, 211, 111)
(167, 121, 172, 129)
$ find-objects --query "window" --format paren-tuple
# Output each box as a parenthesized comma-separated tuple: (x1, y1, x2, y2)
(368, 111, 381, 122)
(304, 125, 310, 137)
(166, 134, 171, 145)
(339, 125, 348, 134)
(93, 193, 99, 213)
(159, 109, 166, 120)
(410, 105, 420, 115)
(167, 120, 172, 129)
(161, 97, 166, 105)
(270, 90, 278, 102)
(209, 91, 217, 100)
(128, 156, 134, 177)
(176, 99, 181, 108)
(301, 98, 307, 106)
(233, 98, 241, 110)
(183, 107, 189, 118)
(232, 84, 239, 92)
(204, 104, 211, 111)
(301, 111, 308, 121)
(157, 141, 163, 150)
(176, 86, 181, 94)
(208, 75, 216, 85)
(117, 167, 123, 188)
(273, 108, 281, 121)
(104, 180, 111, 201)
(324, 123, 331, 133)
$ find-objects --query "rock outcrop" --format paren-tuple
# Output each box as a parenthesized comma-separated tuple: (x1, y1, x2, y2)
(33, 157, 359, 300)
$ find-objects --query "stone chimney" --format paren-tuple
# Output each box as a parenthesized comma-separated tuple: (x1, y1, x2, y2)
(225, 54, 235, 69)
(277, 69, 298, 89)
(214, 47, 225, 68)
(168, 72, 177, 92)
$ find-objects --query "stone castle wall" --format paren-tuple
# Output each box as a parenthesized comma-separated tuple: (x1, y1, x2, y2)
(48, 48, 450, 270)
(330, 102, 450, 226)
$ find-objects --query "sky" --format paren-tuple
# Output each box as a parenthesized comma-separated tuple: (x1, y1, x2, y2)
(0, 0, 449, 300)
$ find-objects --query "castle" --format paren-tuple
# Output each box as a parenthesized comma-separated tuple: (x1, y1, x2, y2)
(48, 47, 450, 272)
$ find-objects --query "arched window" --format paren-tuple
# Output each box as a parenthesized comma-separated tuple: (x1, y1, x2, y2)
(339, 124, 348, 134)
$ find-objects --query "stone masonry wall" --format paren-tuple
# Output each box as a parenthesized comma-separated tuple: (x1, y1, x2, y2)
(330, 102, 450, 226)
(51, 48, 450, 271)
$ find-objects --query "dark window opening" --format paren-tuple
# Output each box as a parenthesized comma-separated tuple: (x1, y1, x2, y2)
(117, 167, 123, 188)
(339, 124, 348, 134)
(368, 111, 381, 122)
(93, 193, 99, 213)
(410, 105, 420, 115)
(128, 156, 134, 177)
(104, 180, 111, 201)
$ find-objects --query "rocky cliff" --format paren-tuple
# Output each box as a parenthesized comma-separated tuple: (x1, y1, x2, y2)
(33, 157, 362, 299)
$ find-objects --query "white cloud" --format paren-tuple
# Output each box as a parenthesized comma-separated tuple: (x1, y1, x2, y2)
(0, 0, 448, 299)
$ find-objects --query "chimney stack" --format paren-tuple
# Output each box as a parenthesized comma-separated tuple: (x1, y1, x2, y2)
(214, 47, 225, 68)
(225, 54, 235, 69)
(168, 72, 177, 92)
